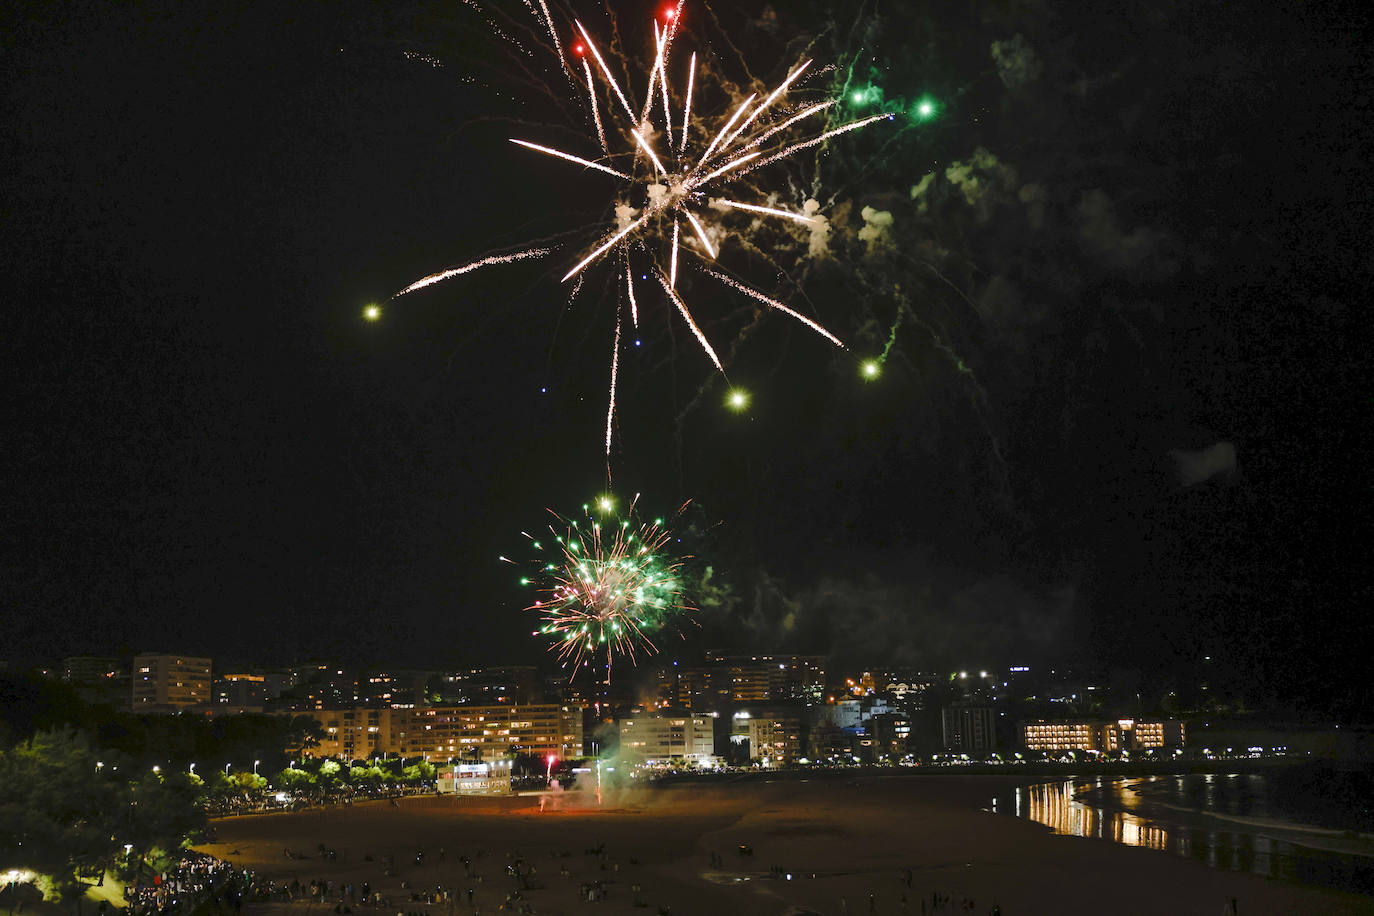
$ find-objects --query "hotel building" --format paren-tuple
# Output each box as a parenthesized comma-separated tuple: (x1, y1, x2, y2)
(1022, 718, 1185, 753)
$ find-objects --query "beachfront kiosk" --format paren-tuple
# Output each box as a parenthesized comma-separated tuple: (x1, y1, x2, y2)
(437, 760, 513, 796)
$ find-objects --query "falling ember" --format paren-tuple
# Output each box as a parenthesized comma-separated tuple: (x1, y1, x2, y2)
(714, 199, 818, 225)
(510, 139, 629, 178)
(605, 314, 621, 454)
(669, 220, 680, 287)
(703, 268, 845, 348)
(391, 248, 549, 298)
(683, 211, 716, 259)
(658, 269, 721, 370)
(516, 496, 694, 681)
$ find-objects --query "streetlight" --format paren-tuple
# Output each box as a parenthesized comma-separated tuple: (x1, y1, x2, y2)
(253, 760, 260, 776)
(225, 763, 231, 776)
(189, 763, 196, 774)
(95, 761, 104, 773)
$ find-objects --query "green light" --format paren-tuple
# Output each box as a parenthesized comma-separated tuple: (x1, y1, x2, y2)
(861, 359, 881, 380)
(363, 304, 382, 322)
(913, 95, 939, 122)
(852, 91, 864, 103)
(519, 577, 530, 585)
(726, 388, 750, 411)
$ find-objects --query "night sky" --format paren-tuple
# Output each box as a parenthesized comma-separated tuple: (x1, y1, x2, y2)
(2, 0, 1368, 713)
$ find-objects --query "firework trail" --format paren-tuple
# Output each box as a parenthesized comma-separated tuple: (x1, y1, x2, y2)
(391, 248, 550, 298)
(506, 496, 693, 681)
(388, 1, 891, 454)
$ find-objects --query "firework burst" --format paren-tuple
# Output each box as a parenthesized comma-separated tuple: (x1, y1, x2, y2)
(386, 1, 890, 455)
(505, 496, 693, 681)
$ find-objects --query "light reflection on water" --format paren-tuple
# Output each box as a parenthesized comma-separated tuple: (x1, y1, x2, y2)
(1019, 780, 1170, 851)
(989, 778, 1374, 897)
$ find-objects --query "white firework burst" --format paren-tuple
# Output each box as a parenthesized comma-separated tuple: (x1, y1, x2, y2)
(390, 0, 889, 455)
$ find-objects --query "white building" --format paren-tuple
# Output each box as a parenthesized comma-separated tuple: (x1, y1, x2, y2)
(619, 712, 717, 766)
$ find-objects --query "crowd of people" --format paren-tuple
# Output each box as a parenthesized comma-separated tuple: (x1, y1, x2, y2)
(122, 852, 276, 915)
(207, 784, 434, 819)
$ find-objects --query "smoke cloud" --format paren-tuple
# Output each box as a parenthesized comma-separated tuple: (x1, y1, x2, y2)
(706, 565, 1076, 669)
(991, 34, 1043, 89)
(1078, 189, 1176, 277)
(858, 205, 895, 254)
(1169, 441, 1237, 486)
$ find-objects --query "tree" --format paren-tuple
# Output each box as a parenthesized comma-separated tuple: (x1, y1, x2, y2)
(0, 728, 120, 900)
(401, 761, 435, 784)
(122, 770, 206, 867)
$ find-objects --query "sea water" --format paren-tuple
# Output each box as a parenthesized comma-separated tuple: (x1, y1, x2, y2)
(987, 774, 1374, 896)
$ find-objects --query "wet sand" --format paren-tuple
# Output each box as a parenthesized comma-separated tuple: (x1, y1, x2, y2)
(199, 776, 1372, 915)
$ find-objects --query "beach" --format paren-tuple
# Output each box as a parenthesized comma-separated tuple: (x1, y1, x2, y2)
(199, 776, 1372, 915)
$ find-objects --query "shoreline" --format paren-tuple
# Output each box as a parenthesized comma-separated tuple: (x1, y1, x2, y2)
(1080, 776, 1374, 862)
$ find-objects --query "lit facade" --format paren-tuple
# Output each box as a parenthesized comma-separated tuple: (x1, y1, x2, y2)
(674, 655, 825, 708)
(1115, 718, 1185, 750)
(1022, 719, 1185, 753)
(214, 673, 266, 708)
(306, 703, 583, 761)
(314, 707, 404, 759)
(437, 666, 540, 705)
(406, 704, 583, 761)
(732, 709, 804, 765)
(132, 654, 211, 711)
(619, 713, 716, 764)
(1023, 721, 1102, 752)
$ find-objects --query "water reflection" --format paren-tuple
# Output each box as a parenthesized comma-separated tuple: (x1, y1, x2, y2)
(1021, 781, 1170, 851)
(990, 778, 1374, 897)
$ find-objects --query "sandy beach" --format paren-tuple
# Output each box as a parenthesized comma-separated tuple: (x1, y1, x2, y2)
(198, 776, 1372, 915)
